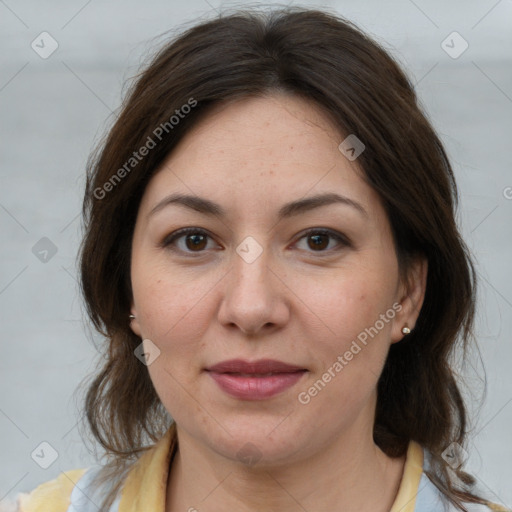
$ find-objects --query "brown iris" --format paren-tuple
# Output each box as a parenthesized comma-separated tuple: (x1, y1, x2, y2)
(307, 233, 329, 251)
(185, 233, 208, 251)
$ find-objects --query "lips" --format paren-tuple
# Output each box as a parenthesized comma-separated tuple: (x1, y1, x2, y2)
(205, 358, 306, 374)
(205, 359, 307, 400)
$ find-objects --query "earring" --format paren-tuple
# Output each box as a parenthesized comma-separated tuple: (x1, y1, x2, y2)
(401, 326, 411, 335)
(129, 314, 136, 320)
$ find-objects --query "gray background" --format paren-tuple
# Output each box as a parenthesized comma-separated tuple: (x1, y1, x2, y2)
(1, 0, 511, 507)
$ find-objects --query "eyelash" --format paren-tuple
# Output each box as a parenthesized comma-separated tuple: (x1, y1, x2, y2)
(161, 227, 351, 257)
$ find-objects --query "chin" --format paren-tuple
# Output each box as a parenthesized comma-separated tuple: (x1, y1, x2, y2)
(206, 425, 305, 468)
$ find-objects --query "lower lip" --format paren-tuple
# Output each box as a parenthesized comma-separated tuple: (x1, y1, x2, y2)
(207, 371, 306, 400)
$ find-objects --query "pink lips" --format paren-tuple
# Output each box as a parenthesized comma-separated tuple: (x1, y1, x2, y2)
(205, 358, 307, 400)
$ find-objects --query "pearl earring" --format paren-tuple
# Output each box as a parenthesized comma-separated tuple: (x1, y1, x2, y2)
(129, 314, 136, 320)
(401, 326, 411, 335)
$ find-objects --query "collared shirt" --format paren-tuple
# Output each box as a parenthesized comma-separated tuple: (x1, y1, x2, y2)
(13, 427, 509, 512)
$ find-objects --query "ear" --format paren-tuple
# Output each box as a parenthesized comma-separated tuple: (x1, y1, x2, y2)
(129, 303, 142, 337)
(391, 255, 428, 343)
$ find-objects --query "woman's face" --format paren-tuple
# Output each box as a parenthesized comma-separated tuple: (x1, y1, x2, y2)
(130, 93, 426, 466)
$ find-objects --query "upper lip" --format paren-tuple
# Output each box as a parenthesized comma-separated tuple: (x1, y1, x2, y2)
(205, 358, 306, 374)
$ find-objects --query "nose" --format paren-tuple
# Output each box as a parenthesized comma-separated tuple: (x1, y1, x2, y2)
(217, 244, 290, 336)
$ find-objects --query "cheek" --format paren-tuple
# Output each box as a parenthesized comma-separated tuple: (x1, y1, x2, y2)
(294, 278, 394, 422)
(133, 272, 212, 410)
(292, 262, 398, 385)
(131, 260, 213, 354)
(297, 269, 394, 337)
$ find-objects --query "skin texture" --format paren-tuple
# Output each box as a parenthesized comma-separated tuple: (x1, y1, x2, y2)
(129, 93, 428, 512)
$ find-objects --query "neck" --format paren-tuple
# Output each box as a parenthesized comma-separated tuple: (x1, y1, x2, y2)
(165, 422, 405, 512)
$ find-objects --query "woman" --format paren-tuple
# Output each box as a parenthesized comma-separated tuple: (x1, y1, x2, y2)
(13, 6, 509, 512)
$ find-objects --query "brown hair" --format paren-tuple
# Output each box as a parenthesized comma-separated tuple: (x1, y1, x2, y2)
(78, 6, 490, 511)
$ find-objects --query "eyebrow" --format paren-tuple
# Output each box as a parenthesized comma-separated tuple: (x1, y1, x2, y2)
(148, 192, 368, 220)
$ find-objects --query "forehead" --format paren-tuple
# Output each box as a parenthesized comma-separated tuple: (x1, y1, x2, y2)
(139, 93, 381, 221)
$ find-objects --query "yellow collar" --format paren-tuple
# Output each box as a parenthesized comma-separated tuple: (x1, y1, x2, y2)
(390, 440, 424, 512)
(119, 423, 177, 511)
(118, 425, 424, 512)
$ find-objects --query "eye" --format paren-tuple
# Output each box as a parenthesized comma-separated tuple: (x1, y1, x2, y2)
(294, 228, 350, 254)
(162, 227, 219, 254)
(161, 227, 350, 256)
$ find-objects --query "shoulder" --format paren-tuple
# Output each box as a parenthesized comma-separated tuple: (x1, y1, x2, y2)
(418, 449, 510, 512)
(483, 504, 512, 512)
(7, 468, 89, 512)
(450, 500, 511, 512)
